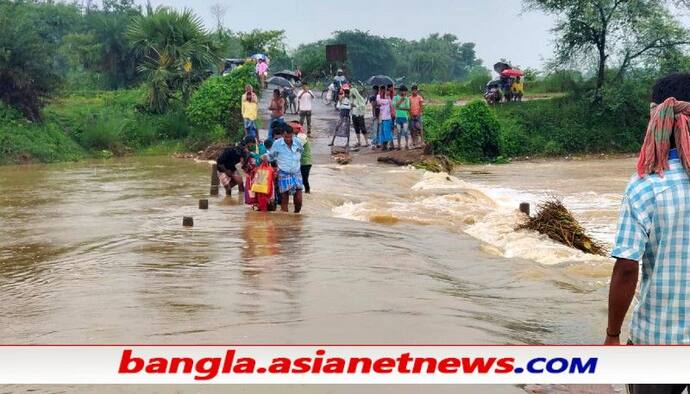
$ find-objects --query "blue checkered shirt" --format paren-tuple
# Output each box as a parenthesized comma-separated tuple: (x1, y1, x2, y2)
(612, 150, 690, 344)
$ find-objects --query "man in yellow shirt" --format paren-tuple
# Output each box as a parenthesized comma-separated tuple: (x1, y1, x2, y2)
(241, 85, 258, 141)
(511, 77, 524, 102)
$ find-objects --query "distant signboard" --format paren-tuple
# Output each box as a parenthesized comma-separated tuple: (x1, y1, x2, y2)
(326, 44, 347, 62)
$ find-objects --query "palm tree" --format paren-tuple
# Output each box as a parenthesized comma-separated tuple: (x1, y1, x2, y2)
(127, 7, 219, 113)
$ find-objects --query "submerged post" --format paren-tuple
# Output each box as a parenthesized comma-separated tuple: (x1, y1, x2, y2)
(211, 164, 219, 186)
(182, 216, 194, 227)
(519, 202, 530, 217)
(199, 199, 208, 209)
(210, 185, 219, 196)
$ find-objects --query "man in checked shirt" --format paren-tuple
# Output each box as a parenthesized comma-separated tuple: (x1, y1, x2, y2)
(607, 73, 690, 393)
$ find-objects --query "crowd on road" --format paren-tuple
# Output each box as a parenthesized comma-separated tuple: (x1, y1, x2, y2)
(327, 69, 426, 151)
(213, 68, 426, 214)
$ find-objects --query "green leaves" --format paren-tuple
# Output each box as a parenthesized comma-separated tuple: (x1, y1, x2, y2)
(127, 6, 220, 113)
(186, 65, 259, 143)
(429, 100, 501, 162)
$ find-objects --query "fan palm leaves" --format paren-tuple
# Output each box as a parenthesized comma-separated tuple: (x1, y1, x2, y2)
(127, 7, 219, 112)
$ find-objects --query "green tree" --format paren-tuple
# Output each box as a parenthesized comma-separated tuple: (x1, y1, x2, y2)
(238, 29, 286, 57)
(127, 7, 219, 112)
(0, 0, 68, 120)
(332, 30, 396, 81)
(526, 0, 690, 101)
(293, 40, 337, 83)
(84, 1, 142, 88)
(390, 34, 483, 83)
(431, 100, 500, 162)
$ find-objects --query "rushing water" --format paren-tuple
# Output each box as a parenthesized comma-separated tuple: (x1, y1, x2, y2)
(0, 152, 636, 345)
(0, 96, 635, 393)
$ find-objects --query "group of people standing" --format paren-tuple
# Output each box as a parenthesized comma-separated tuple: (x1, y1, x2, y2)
(503, 76, 524, 102)
(328, 82, 425, 151)
(216, 71, 427, 214)
(368, 84, 425, 151)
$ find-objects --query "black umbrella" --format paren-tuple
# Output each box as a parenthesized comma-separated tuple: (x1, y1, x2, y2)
(273, 69, 299, 80)
(493, 62, 512, 74)
(366, 75, 395, 86)
(486, 79, 502, 87)
(267, 76, 293, 88)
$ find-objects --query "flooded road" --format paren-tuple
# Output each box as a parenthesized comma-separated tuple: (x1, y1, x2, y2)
(0, 155, 617, 345)
(0, 94, 636, 393)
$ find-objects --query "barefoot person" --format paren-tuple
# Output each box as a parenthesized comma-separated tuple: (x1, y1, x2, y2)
(409, 85, 425, 148)
(255, 58, 268, 88)
(216, 140, 251, 197)
(329, 89, 351, 148)
(241, 85, 258, 143)
(350, 86, 369, 148)
(268, 123, 304, 213)
(298, 82, 314, 135)
(368, 85, 381, 148)
(268, 89, 285, 140)
(376, 86, 394, 151)
(393, 85, 410, 150)
(607, 72, 690, 392)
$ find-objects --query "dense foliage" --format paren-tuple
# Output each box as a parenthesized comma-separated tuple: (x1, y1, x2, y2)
(187, 65, 260, 142)
(422, 72, 652, 161)
(427, 101, 500, 162)
(292, 30, 484, 84)
(526, 0, 690, 101)
(127, 7, 219, 113)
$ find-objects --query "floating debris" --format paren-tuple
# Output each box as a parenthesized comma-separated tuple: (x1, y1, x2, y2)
(517, 197, 606, 256)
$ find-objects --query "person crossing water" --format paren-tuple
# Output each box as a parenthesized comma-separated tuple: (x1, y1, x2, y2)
(268, 123, 304, 213)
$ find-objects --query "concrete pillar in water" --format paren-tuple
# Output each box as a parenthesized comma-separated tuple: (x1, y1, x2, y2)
(199, 199, 208, 209)
(211, 164, 219, 186)
(519, 202, 530, 217)
(182, 216, 194, 227)
(210, 185, 219, 196)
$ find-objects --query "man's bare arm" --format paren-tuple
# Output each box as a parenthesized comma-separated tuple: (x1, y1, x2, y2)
(605, 258, 639, 345)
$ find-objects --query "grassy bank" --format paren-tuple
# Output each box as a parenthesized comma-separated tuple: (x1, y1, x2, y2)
(424, 94, 646, 162)
(0, 65, 259, 165)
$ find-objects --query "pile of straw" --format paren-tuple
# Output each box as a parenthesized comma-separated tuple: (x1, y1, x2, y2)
(333, 153, 351, 165)
(517, 198, 607, 256)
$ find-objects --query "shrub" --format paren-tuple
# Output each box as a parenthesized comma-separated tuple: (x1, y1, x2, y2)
(0, 120, 84, 164)
(76, 110, 128, 153)
(186, 65, 260, 144)
(430, 100, 500, 162)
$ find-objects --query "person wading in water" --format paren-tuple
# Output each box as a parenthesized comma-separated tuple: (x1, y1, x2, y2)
(216, 141, 250, 198)
(268, 123, 304, 213)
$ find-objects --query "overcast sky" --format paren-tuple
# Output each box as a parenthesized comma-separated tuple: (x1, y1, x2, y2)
(144, 0, 556, 70)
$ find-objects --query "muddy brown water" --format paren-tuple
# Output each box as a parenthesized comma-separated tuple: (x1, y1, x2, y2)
(0, 93, 632, 393)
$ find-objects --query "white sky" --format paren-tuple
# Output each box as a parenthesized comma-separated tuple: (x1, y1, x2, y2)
(142, 0, 558, 70)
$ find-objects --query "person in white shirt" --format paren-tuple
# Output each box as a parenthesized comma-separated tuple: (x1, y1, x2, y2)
(298, 82, 315, 135)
